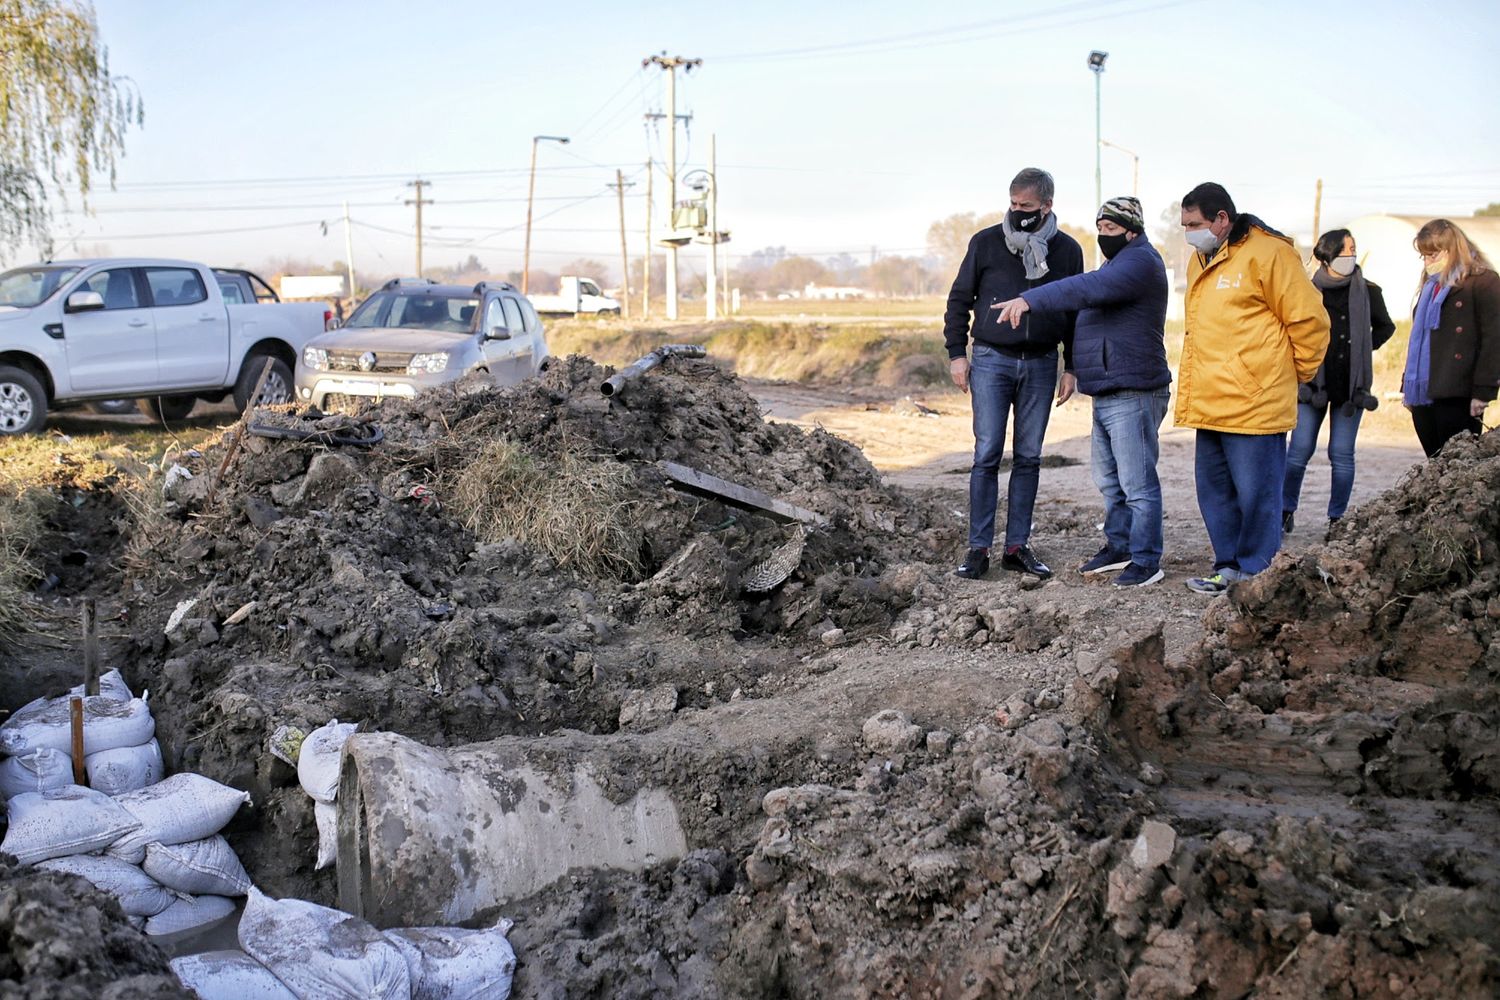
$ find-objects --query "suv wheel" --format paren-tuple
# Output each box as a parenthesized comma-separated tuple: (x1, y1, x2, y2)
(233, 353, 294, 411)
(0, 366, 47, 435)
(138, 396, 197, 422)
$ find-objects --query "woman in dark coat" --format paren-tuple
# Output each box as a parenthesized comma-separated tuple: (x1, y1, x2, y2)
(1403, 218, 1500, 457)
(1281, 229, 1394, 533)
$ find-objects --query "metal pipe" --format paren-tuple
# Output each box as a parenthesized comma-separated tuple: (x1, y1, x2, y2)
(599, 344, 706, 397)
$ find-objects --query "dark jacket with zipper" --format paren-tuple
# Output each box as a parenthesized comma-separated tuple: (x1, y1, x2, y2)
(1419, 269, 1500, 402)
(1016, 234, 1170, 396)
(1310, 280, 1395, 408)
(943, 223, 1083, 368)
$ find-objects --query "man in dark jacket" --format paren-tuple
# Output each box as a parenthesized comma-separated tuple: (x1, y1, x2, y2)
(994, 196, 1171, 588)
(945, 167, 1084, 581)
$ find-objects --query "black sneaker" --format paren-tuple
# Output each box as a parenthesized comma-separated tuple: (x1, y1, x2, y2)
(1000, 545, 1052, 579)
(1114, 563, 1165, 588)
(1282, 511, 1295, 534)
(1078, 547, 1131, 575)
(954, 548, 990, 579)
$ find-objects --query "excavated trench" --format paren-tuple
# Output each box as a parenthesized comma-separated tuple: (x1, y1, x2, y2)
(0, 360, 1496, 998)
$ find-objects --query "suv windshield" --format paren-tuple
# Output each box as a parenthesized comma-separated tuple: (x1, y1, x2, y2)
(0, 266, 83, 308)
(344, 291, 478, 333)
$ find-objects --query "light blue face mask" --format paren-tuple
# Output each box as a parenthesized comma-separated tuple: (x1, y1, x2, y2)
(1185, 228, 1220, 253)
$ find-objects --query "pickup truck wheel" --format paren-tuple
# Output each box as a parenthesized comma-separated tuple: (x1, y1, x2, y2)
(137, 395, 197, 422)
(233, 354, 294, 411)
(0, 366, 47, 435)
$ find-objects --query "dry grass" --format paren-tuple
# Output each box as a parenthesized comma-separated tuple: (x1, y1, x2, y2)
(445, 437, 646, 580)
(0, 489, 46, 644)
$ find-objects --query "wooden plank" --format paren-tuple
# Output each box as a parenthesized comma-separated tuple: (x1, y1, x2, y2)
(69, 698, 87, 785)
(657, 460, 827, 526)
(81, 599, 99, 697)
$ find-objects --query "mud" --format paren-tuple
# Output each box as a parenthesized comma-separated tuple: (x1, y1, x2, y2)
(0, 354, 1495, 998)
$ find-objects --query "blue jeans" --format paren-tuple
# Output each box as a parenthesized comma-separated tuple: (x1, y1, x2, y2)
(1282, 402, 1364, 519)
(1092, 388, 1171, 569)
(968, 345, 1056, 550)
(1194, 429, 1286, 576)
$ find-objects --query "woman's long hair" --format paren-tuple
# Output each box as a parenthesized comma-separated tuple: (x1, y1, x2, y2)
(1414, 218, 1491, 287)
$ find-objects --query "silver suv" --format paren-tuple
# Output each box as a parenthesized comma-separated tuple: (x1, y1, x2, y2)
(294, 278, 550, 411)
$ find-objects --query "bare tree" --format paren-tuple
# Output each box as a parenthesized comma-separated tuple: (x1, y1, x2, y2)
(927, 211, 1004, 277)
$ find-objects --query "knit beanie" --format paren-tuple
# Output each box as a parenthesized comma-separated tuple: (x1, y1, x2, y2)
(1097, 196, 1144, 234)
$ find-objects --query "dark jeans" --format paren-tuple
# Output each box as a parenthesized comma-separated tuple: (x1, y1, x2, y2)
(1283, 402, 1363, 519)
(1092, 388, 1171, 569)
(1194, 429, 1286, 576)
(1411, 397, 1482, 458)
(967, 344, 1056, 550)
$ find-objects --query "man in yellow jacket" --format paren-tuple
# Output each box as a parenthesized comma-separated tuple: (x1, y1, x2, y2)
(1177, 182, 1329, 593)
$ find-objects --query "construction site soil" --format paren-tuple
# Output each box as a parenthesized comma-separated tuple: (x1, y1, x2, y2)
(0, 355, 1495, 998)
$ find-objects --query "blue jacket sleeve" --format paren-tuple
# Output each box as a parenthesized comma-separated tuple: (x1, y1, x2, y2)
(1021, 246, 1156, 314)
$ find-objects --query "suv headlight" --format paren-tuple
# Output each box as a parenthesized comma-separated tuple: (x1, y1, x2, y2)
(408, 352, 449, 375)
(302, 346, 328, 370)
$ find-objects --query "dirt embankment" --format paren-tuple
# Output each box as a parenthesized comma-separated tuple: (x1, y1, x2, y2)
(0, 351, 1495, 998)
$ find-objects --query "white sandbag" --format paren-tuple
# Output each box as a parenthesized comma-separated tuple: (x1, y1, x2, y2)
(0, 693, 155, 757)
(36, 854, 176, 916)
(143, 835, 253, 896)
(315, 800, 338, 870)
(385, 918, 516, 1000)
(298, 720, 358, 804)
(146, 893, 238, 936)
(170, 950, 298, 1000)
(0, 747, 74, 800)
(69, 668, 134, 702)
(1, 784, 141, 865)
(108, 773, 252, 865)
(86, 738, 165, 796)
(239, 888, 411, 1000)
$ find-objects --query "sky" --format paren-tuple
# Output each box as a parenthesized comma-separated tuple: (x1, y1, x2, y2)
(23, 0, 1500, 283)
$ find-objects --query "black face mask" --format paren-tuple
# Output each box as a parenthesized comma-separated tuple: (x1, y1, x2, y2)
(1098, 232, 1131, 260)
(1008, 208, 1043, 232)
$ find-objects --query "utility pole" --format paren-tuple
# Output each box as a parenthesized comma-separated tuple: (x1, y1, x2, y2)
(706, 133, 718, 321)
(643, 158, 653, 319)
(610, 169, 634, 320)
(1312, 178, 1324, 244)
(523, 135, 570, 294)
(342, 200, 356, 309)
(1088, 51, 1108, 267)
(404, 180, 432, 278)
(643, 53, 702, 321)
(1099, 139, 1139, 197)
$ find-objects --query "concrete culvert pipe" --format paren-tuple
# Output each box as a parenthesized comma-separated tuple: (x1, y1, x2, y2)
(336, 731, 688, 927)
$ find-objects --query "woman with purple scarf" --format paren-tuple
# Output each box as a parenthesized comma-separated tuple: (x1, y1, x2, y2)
(1403, 219, 1500, 457)
(1281, 229, 1395, 535)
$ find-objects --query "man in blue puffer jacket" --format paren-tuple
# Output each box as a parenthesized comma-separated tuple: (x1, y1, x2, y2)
(994, 196, 1172, 588)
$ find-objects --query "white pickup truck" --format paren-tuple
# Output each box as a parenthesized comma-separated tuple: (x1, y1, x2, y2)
(529, 275, 620, 317)
(0, 258, 330, 434)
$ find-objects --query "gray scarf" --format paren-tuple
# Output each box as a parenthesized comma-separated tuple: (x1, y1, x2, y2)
(1309, 265, 1375, 411)
(1002, 210, 1058, 280)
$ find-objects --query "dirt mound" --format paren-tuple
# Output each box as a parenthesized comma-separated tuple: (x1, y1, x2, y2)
(0, 856, 186, 998)
(115, 355, 950, 902)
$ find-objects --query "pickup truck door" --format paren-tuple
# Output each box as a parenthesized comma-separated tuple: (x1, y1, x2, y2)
(146, 266, 228, 387)
(61, 267, 160, 393)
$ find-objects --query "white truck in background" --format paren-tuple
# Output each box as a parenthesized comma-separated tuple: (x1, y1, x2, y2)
(0, 258, 329, 434)
(529, 275, 620, 317)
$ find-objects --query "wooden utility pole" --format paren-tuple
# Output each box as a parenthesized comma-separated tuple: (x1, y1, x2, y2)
(706, 133, 718, 321)
(404, 180, 432, 278)
(643, 158, 653, 319)
(342, 201, 356, 308)
(610, 169, 634, 320)
(1312, 178, 1324, 245)
(643, 54, 702, 321)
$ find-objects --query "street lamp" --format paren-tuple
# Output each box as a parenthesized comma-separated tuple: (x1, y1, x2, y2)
(523, 134, 570, 294)
(1099, 139, 1139, 197)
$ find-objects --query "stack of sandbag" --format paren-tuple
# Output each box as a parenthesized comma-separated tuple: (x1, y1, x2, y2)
(2, 771, 254, 936)
(0, 669, 164, 798)
(170, 888, 516, 1000)
(270, 719, 358, 870)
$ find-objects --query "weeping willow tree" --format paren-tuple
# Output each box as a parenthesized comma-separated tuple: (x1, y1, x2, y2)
(0, 0, 141, 257)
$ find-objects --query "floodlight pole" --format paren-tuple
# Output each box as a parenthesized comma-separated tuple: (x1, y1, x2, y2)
(1088, 50, 1108, 267)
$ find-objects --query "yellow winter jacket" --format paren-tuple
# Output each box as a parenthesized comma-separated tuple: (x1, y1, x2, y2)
(1176, 219, 1330, 434)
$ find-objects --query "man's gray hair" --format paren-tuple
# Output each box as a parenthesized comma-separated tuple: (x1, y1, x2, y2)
(1010, 167, 1055, 203)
